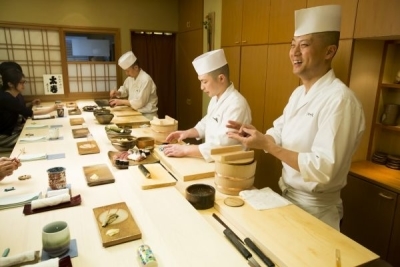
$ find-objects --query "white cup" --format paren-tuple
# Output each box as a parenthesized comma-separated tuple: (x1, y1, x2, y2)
(49, 128, 59, 140)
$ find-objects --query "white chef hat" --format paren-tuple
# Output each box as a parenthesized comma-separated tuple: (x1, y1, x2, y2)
(294, 5, 341, 36)
(192, 49, 228, 76)
(118, 51, 137, 70)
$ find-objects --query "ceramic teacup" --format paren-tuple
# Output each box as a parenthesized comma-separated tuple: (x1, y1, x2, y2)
(42, 221, 70, 257)
(47, 167, 67, 189)
(49, 127, 59, 140)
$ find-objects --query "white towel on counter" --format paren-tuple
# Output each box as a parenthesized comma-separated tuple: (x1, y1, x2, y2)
(239, 187, 291, 210)
(21, 258, 59, 267)
(33, 114, 51, 119)
(19, 153, 47, 162)
(25, 124, 48, 129)
(46, 188, 70, 198)
(0, 250, 37, 267)
(31, 193, 70, 210)
(19, 136, 47, 143)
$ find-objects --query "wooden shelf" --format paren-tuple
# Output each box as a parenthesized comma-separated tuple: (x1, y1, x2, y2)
(375, 123, 400, 132)
(381, 83, 400, 89)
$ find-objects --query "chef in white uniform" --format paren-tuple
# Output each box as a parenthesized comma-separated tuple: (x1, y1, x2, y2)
(227, 5, 365, 230)
(163, 49, 252, 162)
(109, 51, 158, 120)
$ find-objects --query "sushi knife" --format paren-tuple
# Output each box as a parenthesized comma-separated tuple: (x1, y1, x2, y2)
(223, 228, 261, 267)
(138, 164, 151, 178)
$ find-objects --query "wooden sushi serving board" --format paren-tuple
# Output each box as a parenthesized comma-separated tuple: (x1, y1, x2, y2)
(111, 109, 141, 117)
(83, 164, 115, 186)
(93, 202, 141, 247)
(70, 117, 85, 126)
(72, 128, 90, 138)
(112, 115, 150, 127)
(77, 140, 100, 155)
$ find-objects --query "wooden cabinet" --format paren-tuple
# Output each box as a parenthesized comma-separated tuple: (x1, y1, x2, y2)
(341, 174, 397, 260)
(178, 0, 203, 32)
(354, 0, 400, 38)
(368, 41, 400, 158)
(222, 46, 241, 89)
(176, 29, 203, 131)
(388, 197, 400, 266)
(221, 0, 270, 47)
(268, 0, 306, 44)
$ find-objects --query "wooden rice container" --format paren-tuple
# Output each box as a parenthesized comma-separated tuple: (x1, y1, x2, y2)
(214, 160, 256, 196)
(150, 115, 178, 143)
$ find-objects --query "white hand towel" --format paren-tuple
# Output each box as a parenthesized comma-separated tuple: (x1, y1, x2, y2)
(239, 187, 291, 210)
(31, 193, 70, 210)
(22, 258, 59, 267)
(19, 136, 47, 142)
(46, 188, 69, 198)
(25, 124, 48, 129)
(0, 250, 36, 267)
(33, 114, 51, 119)
(19, 153, 47, 162)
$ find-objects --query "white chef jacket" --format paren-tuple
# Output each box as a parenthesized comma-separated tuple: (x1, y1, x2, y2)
(194, 83, 252, 162)
(266, 70, 365, 230)
(118, 69, 158, 119)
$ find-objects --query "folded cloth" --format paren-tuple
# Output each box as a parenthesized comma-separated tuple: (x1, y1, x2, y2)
(25, 124, 48, 129)
(19, 136, 47, 143)
(31, 193, 70, 210)
(19, 153, 47, 162)
(239, 187, 291, 210)
(33, 114, 51, 119)
(22, 258, 59, 267)
(46, 188, 69, 198)
(0, 250, 37, 267)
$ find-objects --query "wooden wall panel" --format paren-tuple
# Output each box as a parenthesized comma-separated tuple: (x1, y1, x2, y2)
(223, 46, 241, 90)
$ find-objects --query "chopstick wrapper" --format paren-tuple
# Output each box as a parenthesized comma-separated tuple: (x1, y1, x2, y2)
(19, 153, 47, 162)
(239, 187, 291, 210)
(31, 193, 70, 210)
(22, 258, 59, 267)
(0, 250, 36, 267)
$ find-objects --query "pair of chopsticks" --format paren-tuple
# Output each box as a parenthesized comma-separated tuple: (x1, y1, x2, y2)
(13, 147, 25, 161)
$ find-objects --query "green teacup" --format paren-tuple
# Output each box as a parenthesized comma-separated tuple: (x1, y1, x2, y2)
(42, 221, 70, 257)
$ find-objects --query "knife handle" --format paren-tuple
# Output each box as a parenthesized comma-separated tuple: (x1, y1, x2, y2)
(223, 228, 252, 260)
(138, 164, 151, 178)
(244, 238, 275, 267)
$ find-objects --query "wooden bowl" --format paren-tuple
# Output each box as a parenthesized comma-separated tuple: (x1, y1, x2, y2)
(95, 114, 114, 124)
(110, 136, 137, 146)
(185, 184, 215, 210)
(136, 137, 155, 150)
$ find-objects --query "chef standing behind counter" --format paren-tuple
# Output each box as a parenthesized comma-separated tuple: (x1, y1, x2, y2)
(109, 51, 158, 120)
(163, 49, 252, 162)
(227, 5, 365, 231)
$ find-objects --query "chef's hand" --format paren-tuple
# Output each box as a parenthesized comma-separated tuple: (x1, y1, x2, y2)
(227, 126, 271, 150)
(109, 89, 120, 98)
(166, 131, 188, 143)
(162, 144, 188, 158)
(109, 99, 119, 107)
(226, 120, 255, 137)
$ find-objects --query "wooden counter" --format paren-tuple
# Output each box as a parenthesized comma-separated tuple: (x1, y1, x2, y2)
(0, 100, 379, 267)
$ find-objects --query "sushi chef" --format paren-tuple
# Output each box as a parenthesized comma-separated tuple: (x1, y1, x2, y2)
(109, 51, 158, 120)
(163, 49, 252, 162)
(227, 5, 365, 230)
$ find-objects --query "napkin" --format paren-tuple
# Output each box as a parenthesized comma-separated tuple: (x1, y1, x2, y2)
(22, 258, 59, 267)
(31, 193, 70, 210)
(25, 124, 48, 129)
(19, 153, 47, 162)
(19, 136, 47, 143)
(0, 191, 41, 210)
(0, 250, 37, 267)
(239, 187, 291, 210)
(33, 114, 51, 119)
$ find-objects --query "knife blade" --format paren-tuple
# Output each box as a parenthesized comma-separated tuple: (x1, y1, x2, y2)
(244, 237, 275, 267)
(223, 228, 261, 267)
(138, 164, 151, 178)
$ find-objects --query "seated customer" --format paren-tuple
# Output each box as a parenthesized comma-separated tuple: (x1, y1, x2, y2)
(162, 49, 252, 162)
(0, 69, 57, 148)
(0, 157, 21, 181)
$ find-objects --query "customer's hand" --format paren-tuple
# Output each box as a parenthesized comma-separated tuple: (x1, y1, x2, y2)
(31, 99, 41, 106)
(0, 158, 20, 181)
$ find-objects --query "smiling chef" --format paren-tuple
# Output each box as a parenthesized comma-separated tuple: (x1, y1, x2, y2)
(163, 49, 251, 162)
(227, 5, 366, 230)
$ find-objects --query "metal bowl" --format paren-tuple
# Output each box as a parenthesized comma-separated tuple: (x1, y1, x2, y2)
(95, 113, 114, 124)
